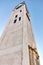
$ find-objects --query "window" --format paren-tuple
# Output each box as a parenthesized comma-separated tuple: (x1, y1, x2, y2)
(20, 10, 22, 12)
(16, 5, 22, 9)
(19, 17, 21, 21)
(14, 19, 17, 23)
(26, 13, 30, 21)
(15, 15, 18, 18)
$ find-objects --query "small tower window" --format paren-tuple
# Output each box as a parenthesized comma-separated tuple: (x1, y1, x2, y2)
(20, 10, 22, 12)
(26, 13, 30, 21)
(19, 17, 21, 21)
(16, 5, 22, 9)
(14, 19, 17, 23)
(15, 15, 18, 18)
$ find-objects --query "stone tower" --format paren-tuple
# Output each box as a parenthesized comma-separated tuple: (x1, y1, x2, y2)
(0, 2, 40, 65)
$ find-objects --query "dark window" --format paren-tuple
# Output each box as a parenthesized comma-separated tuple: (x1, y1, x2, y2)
(20, 10, 22, 12)
(19, 17, 21, 21)
(16, 5, 22, 9)
(15, 15, 18, 18)
(14, 19, 17, 23)
(26, 13, 30, 21)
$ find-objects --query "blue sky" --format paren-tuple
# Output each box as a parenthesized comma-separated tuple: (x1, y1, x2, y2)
(0, 0, 43, 65)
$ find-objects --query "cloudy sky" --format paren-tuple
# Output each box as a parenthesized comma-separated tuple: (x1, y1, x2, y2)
(0, 0, 43, 65)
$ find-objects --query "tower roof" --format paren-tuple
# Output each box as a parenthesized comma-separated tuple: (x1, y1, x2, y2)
(13, 1, 29, 15)
(15, 1, 26, 9)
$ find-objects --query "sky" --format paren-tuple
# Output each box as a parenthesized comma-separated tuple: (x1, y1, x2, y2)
(0, 0, 43, 65)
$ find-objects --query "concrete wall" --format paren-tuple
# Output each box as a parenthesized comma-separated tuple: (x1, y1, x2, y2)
(0, 3, 39, 65)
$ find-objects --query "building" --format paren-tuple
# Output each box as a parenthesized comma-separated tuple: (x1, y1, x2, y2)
(0, 2, 40, 65)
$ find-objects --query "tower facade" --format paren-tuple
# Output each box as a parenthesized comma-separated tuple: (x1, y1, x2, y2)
(0, 2, 40, 65)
